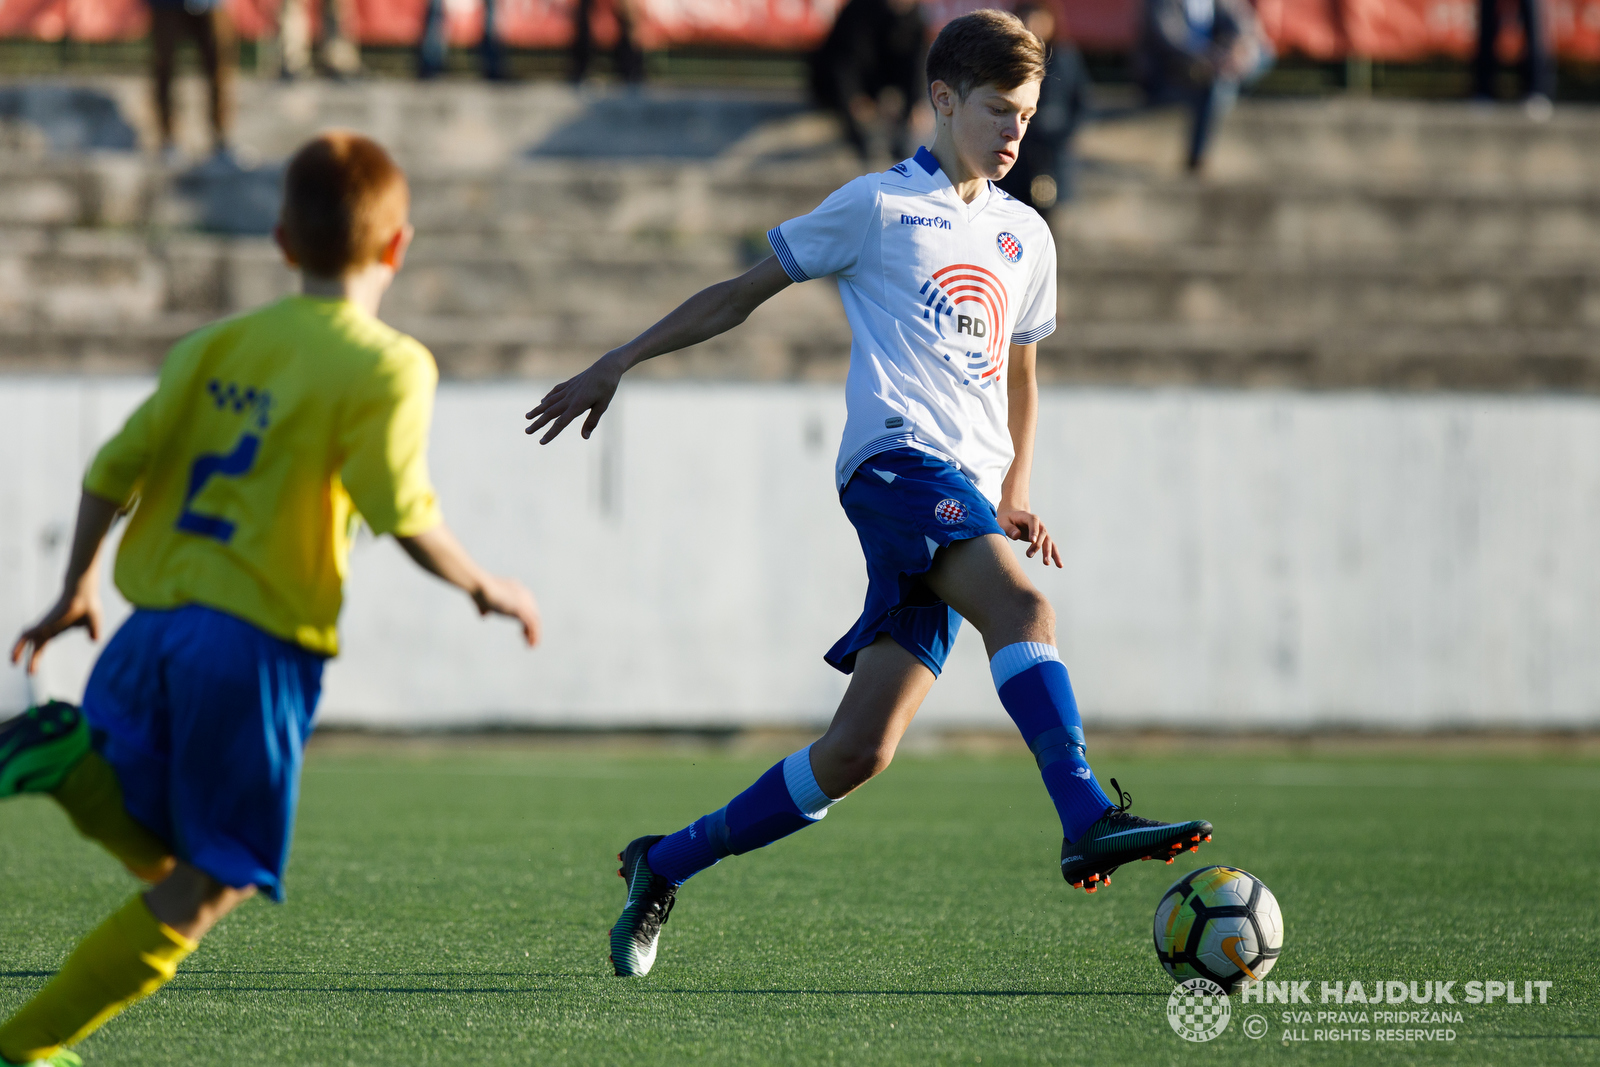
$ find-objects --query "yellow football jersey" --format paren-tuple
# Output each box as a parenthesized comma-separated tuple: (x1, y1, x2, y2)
(84, 295, 444, 656)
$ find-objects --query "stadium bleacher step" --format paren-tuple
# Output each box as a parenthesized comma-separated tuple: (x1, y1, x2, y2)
(12, 233, 1600, 333)
(14, 153, 1600, 261)
(7, 78, 1600, 391)
(1197, 98, 1600, 191)
(10, 307, 1600, 391)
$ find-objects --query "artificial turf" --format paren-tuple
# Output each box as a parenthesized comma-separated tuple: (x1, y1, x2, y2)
(0, 744, 1595, 1066)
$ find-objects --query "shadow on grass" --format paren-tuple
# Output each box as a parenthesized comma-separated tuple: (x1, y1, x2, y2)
(165, 978, 1169, 998)
(174, 969, 1172, 998)
(649, 989, 1170, 998)
(180, 969, 581, 978)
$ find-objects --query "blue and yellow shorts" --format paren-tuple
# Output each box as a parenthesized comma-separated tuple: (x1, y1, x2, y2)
(82, 604, 324, 901)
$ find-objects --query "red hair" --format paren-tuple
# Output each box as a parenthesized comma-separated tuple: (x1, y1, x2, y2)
(279, 131, 409, 277)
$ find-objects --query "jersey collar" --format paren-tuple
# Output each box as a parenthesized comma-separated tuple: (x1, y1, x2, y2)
(904, 146, 994, 221)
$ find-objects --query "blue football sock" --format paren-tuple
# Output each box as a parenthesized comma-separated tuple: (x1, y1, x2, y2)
(646, 745, 837, 885)
(991, 641, 1113, 842)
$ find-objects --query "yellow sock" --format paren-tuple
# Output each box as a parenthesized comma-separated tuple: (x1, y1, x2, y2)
(50, 753, 174, 883)
(0, 895, 196, 1063)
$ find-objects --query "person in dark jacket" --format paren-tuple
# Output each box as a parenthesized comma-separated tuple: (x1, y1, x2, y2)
(997, 1, 1091, 218)
(1472, 0, 1554, 115)
(809, 0, 926, 161)
(147, 0, 234, 161)
(570, 0, 644, 85)
(418, 0, 506, 80)
(1137, 0, 1272, 173)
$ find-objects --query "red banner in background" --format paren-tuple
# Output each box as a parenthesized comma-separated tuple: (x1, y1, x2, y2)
(3, 0, 1599, 62)
(0, 0, 846, 47)
(1056, 0, 1139, 49)
(1253, 0, 1345, 58)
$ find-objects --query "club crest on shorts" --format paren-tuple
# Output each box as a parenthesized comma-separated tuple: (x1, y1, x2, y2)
(934, 498, 968, 525)
(996, 232, 1023, 264)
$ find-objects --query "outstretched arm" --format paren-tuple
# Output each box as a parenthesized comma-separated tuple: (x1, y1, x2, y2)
(11, 490, 121, 673)
(998, 341, 1063, 568)
(397, 523, 542, 646)
(525, 255, 794, 444)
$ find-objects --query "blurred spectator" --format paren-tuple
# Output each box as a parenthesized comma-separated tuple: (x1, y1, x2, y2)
(276, 0, 362, 80)
(1137, 0, 1272, 173)
(147, 0, 234, 162)
(570, 0, 645, 85)
(419, 0, 506, 80)
(1473, 0, 1554, 116)
(997, 1, 1090, 219)
(809, 0, 925, 162)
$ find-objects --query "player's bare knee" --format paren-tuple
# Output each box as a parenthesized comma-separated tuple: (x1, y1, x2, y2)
(146, 863, 254, 938)
(991, 585, 1053, 642)
(836, 741, 896, 793)
(1024, 589, 1056, 641)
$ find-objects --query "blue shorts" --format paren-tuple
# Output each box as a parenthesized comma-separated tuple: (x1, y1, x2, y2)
(82, 605, 324, 901)
(825, 448, 1006, 676)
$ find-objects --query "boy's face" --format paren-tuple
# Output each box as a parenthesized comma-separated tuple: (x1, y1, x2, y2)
(933, 79, 1041, 181)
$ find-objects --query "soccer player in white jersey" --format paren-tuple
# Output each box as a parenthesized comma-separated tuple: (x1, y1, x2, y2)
(527, 9, 1213, 977)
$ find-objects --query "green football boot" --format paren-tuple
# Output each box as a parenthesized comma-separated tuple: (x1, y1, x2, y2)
(1060, 778, 1212, 893)
(609, 835, 676, 977)
(0, 701, 91, 798)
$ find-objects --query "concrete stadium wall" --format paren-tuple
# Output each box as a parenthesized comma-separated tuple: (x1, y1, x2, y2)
(3, 376, 1598, 731)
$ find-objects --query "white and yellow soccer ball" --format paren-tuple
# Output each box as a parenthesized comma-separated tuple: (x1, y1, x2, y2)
(1154, 865, 1283, 993)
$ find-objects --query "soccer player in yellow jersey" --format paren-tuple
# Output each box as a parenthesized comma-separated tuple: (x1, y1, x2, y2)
(0, 132, 540, 1067)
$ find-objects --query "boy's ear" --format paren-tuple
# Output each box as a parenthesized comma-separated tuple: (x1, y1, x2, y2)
(929, 79, 957, 118)
(380, 224, 414, 271)
(273, 224, 299, 267)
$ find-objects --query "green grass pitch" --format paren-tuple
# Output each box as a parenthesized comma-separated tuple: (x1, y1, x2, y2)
(1, 743, 1596, 1065)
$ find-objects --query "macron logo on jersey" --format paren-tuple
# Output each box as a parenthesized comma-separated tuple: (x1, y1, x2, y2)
(901, 213, 952, 231)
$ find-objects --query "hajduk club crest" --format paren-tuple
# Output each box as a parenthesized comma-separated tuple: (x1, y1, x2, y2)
(996, 232, 1022, 264)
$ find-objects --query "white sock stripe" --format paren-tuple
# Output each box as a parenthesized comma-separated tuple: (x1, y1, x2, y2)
(782, 745, 836, 820)
(989, 641, 1062, 689)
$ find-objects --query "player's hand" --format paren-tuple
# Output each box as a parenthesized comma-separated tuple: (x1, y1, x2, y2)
(997, 507, 1062, 568)
(473, 575, 542, 647)
(10, 583, 103, 674)
(524, 353, 625, 444)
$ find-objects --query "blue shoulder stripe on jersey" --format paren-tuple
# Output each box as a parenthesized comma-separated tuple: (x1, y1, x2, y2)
(913, 146, 940, 175)
(1012, 319, 1056, 345)
(767, 226, 811, 283)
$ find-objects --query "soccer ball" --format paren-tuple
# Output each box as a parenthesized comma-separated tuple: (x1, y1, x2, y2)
(1153, 865, 1282, 993)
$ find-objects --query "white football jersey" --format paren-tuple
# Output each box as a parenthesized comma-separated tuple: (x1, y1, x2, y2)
(768, 147, 1057, 503)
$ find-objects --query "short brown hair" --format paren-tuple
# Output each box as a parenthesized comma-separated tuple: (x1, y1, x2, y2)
(926, 9, 1046, 100)
(279, 131, 409, 278)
